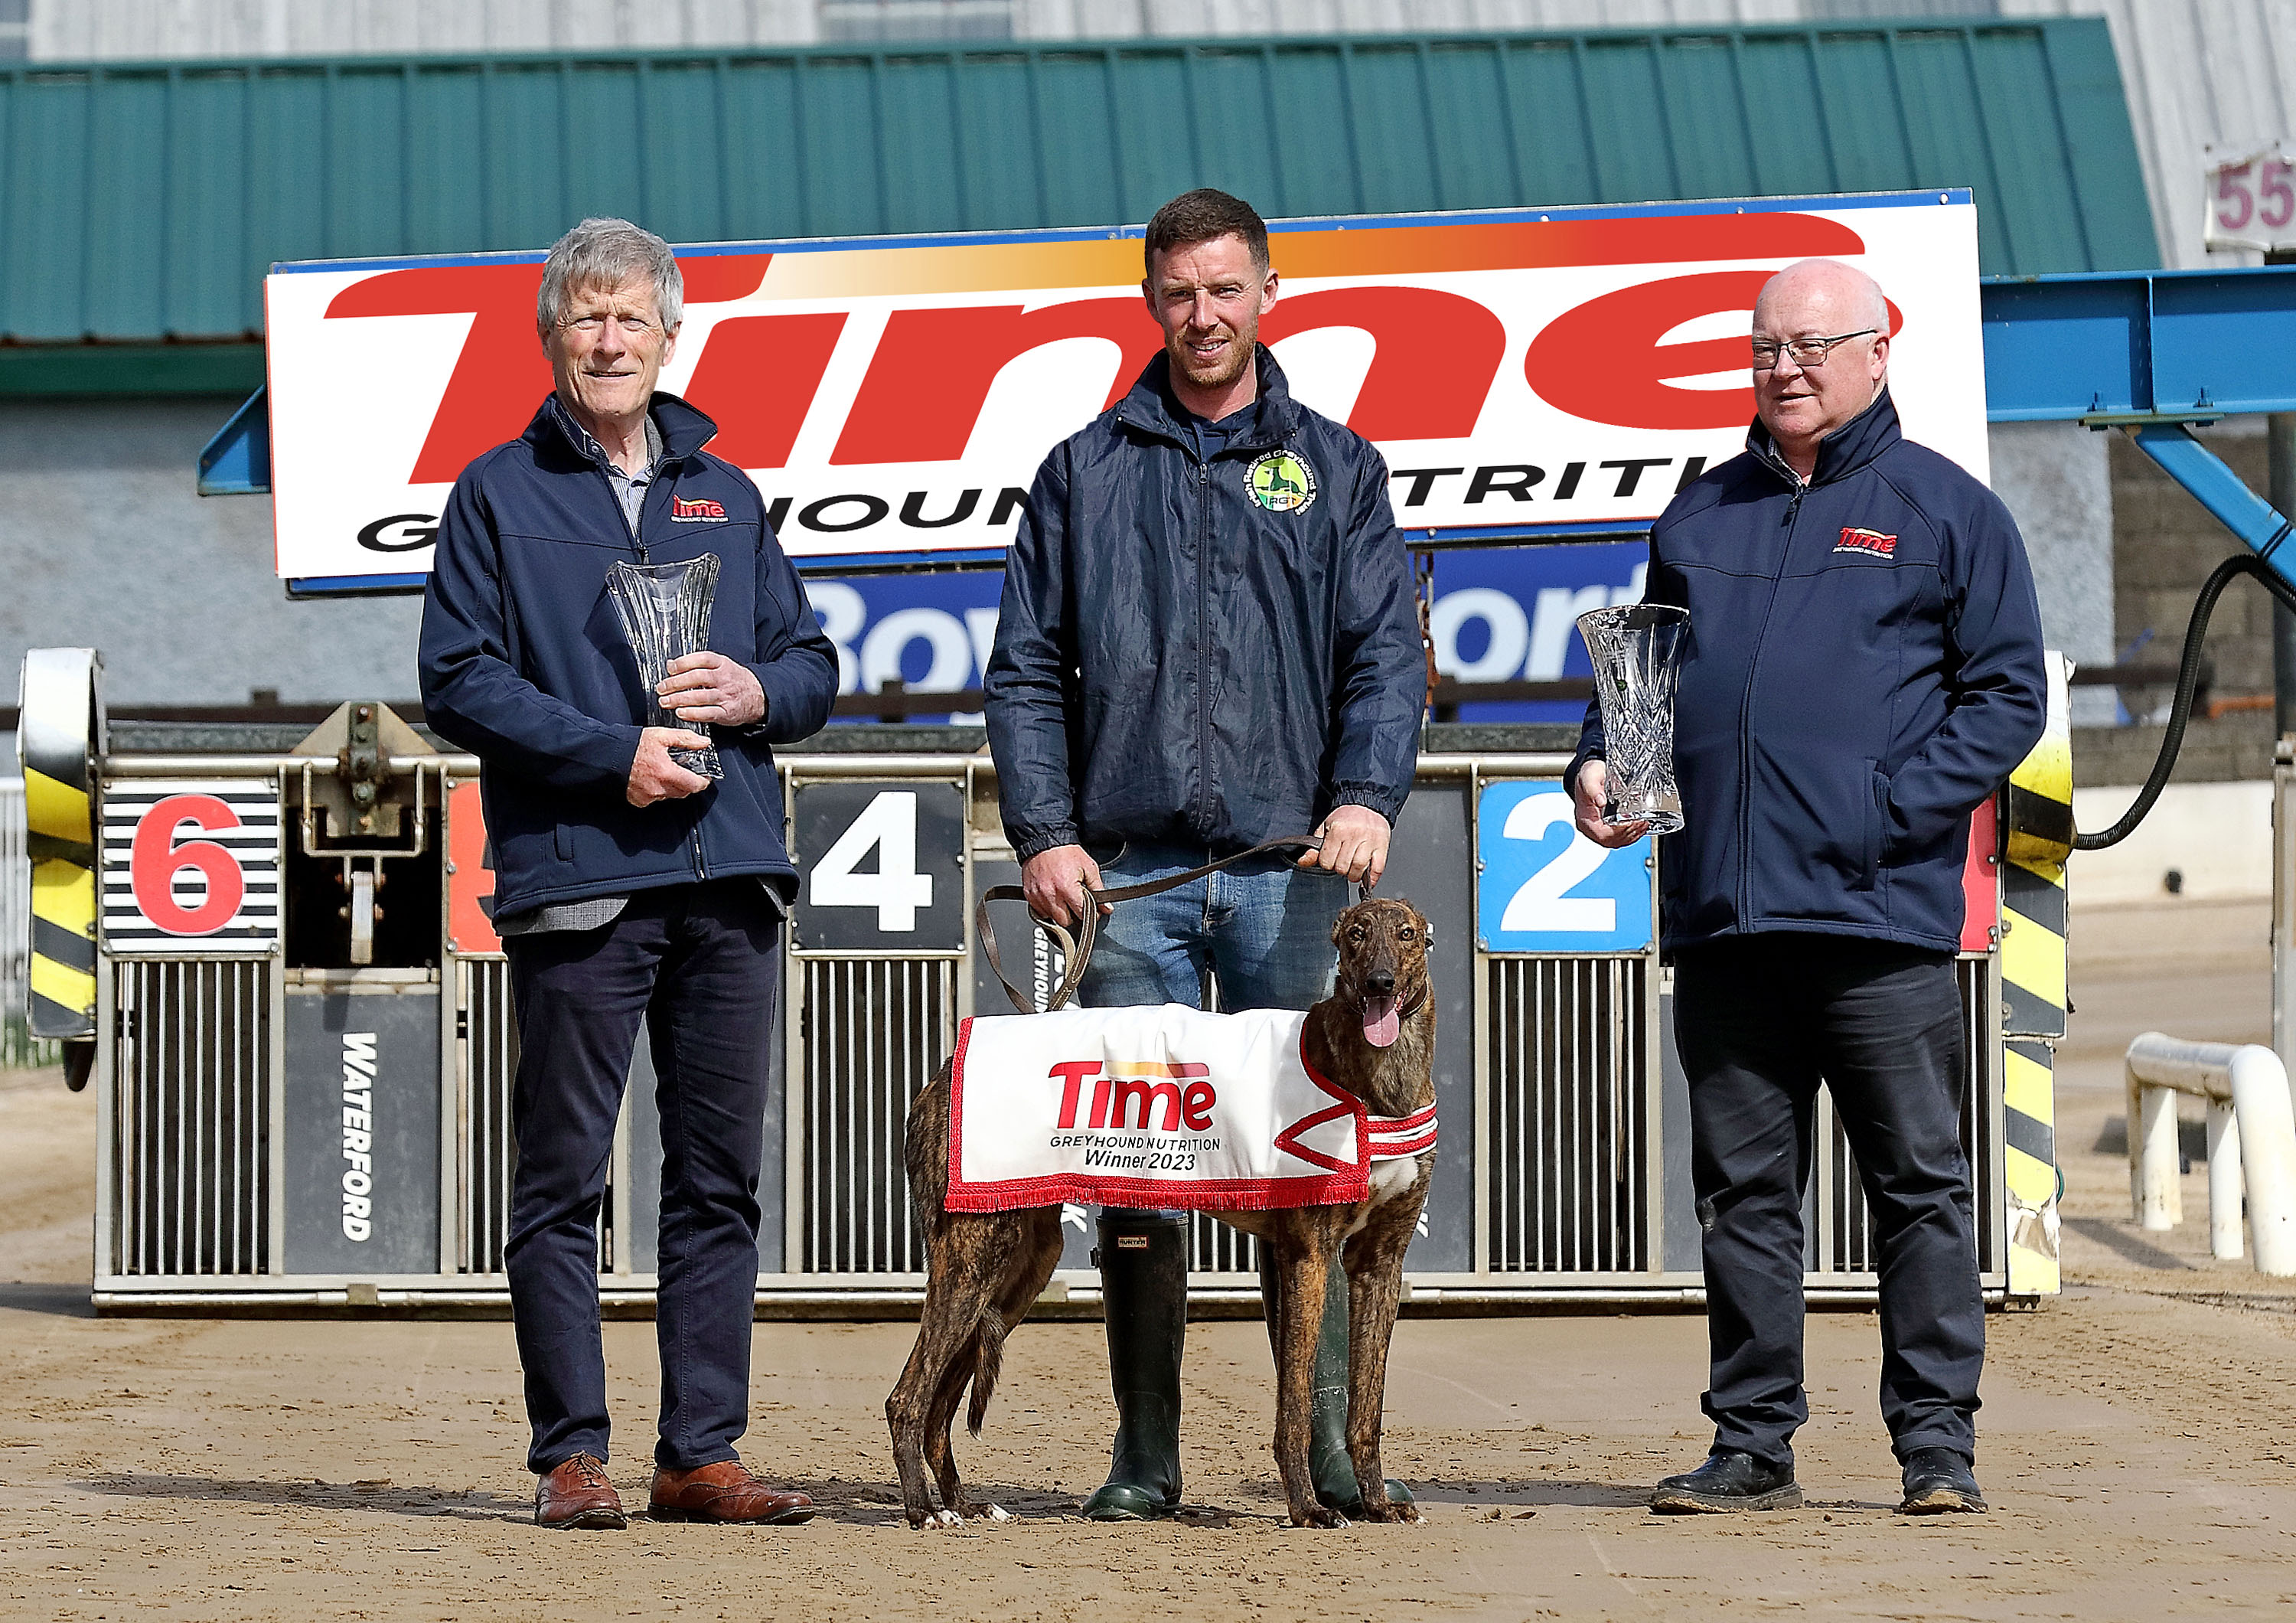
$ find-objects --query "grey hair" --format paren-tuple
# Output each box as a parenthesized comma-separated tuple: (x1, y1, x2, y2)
(536, 217, 683, 335)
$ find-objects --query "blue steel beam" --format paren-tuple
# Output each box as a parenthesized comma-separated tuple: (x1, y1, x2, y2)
(1976, 265, 2296, 600)
(1981, 265, 2296, 423)
(196, 387, 269, 496)
(2128, 425, 2296, 596)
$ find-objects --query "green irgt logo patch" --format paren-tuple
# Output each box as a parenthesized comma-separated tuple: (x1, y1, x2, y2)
(1247, 449, 1318, 514)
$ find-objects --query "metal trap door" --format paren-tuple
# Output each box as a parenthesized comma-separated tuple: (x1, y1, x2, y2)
(1486, 955, 1652, 1274)
(455, 956, 517, 1276)
(794, 955, 957, 1275)
(107, 958, 273, 1278)
(1805, 956, 2003, 1278)
(453, 955, 662, 1279)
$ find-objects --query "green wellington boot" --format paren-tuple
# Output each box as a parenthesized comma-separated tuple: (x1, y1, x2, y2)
(1081, 1215, 1188, 1520)
(1260, 1255, 1417, 1517)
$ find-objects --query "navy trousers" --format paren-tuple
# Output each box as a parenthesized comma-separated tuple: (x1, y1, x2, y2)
(1672, 934, 1984, 1469)
(503, 881, 778, 1475)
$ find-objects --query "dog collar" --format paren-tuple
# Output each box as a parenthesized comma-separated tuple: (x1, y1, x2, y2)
(1365, 1102, 1437, 1161)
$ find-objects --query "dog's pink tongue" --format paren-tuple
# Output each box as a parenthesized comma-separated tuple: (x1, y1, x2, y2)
(1363, 998, 1401, 1049)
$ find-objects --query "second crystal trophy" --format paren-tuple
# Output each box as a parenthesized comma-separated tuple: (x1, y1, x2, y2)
(1575, 603, 1690, 835)
(608, 554, 725, 781)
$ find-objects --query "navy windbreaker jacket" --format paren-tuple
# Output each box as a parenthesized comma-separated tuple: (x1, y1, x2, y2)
(1569, 391, 2046, 953)
(985, 349, 1425, 862)
(419, 393, 838, 922)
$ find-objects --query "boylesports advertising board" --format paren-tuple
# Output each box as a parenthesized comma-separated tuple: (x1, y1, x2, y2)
(263, 191, 1985, 591)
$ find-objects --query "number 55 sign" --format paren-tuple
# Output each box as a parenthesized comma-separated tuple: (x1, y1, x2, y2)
(2206, 143, 2296, 253)
(1475, 781, 1653, 953)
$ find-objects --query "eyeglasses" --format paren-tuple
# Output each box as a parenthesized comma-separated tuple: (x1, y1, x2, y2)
(1750, 329, 1878, 371)
(561, 313, 657, 337)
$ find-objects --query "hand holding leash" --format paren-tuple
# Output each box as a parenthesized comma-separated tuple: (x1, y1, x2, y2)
(1019, 844, 1110, 925)
(1300, 805, 1390, 887)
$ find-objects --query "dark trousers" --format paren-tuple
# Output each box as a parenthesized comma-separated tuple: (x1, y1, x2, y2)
(503, 882, 778, 1475)
(1673, 935, 1983, 1469)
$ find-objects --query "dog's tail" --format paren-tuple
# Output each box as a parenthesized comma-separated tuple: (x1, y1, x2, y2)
(966, 1307, 1009, 1437)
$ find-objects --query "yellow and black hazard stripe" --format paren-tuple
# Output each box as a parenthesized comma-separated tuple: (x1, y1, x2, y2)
(2000, 851, 2066, 1042)
(2001, 1034, 2060, 1294)
(1998, 652, 2071, 1295)
(2001, 653, 2070, 1044)
(19, 648, 101, 1041)
(26, 775, 96, 1037)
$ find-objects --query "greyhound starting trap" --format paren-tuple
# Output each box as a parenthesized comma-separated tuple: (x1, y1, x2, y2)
(18, 647, 2067, 1316)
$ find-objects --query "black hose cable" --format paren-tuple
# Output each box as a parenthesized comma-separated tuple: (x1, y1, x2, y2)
(2073, 551, 2296, 851)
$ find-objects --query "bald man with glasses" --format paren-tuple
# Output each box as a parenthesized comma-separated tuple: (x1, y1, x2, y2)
(1570, 258, 2046, 1517)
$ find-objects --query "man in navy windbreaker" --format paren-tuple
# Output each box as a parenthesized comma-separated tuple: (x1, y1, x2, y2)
(1570, 259, 2044, 1517)
(420, 218, 835, 1532)
(986, 189, 1426, 1523)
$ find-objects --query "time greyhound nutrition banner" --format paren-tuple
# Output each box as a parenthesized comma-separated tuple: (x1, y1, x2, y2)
(263, 191, 1984, 591)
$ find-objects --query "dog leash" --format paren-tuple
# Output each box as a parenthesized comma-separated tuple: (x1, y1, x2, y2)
(977, 835, 1376, 1016)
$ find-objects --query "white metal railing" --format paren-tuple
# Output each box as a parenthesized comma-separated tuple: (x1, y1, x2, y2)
(2125, 1032, 2296, 1275)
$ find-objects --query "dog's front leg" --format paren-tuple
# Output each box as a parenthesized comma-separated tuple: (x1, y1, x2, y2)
(1272, 1234, 1348, 1529)
(1342, 1215, 1423, 1524)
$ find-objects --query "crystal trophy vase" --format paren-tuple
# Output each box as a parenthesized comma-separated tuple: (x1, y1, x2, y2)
(608, 554, 724, 781)
(1576, 603, 1690, 836)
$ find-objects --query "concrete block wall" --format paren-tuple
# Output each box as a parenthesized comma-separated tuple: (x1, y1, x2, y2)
(0, 399, 425, 713)
(2076, 429, 2281, 788)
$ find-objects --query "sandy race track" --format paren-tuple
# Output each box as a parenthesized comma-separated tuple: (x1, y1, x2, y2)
(3, 899, 2294, 1621)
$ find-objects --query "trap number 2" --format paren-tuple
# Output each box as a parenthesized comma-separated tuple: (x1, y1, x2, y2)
(1474, 781, 1653, 953)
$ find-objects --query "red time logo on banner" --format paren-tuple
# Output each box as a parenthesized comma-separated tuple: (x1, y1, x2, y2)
(129, 795, 247, 935)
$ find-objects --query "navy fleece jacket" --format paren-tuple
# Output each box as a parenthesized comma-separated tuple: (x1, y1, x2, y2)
(1570, 390, 2046, 953)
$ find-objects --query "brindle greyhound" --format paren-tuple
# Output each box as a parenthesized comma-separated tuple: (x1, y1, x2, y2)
(887, 896, 1435, 1530)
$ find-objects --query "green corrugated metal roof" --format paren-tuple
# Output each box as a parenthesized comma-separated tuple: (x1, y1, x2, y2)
(0, 18, 2154, 346)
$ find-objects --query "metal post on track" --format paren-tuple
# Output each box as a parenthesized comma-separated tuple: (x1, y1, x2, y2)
(2270, 249, 2296, 740)
(2271, 250, 2296, 1085)
(2207, 1097, 2244, 1261)
(2278, 741, 2294, 1069)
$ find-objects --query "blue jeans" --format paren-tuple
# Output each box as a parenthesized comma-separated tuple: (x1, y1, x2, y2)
(1081, 842, 1348, 1013)
(1081, 843, 1349, 1220)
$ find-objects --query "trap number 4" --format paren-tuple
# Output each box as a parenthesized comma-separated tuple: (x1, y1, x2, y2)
(791, 781, 966, 952)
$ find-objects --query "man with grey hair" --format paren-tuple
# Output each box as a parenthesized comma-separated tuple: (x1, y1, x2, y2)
(421, 217, 837, 1530)
(1570, 258, 2044, 1517)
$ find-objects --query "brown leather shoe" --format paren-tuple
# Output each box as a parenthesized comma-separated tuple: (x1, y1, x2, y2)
(647, 1460, 816, 1525)
(535, 1453, 627, 1530)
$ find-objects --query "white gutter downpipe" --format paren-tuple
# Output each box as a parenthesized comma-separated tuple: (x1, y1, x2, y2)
(2125, 1033, 2296, 1276)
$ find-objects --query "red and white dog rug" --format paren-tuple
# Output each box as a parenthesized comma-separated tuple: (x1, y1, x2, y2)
(945, 1004, 1437, 1214)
